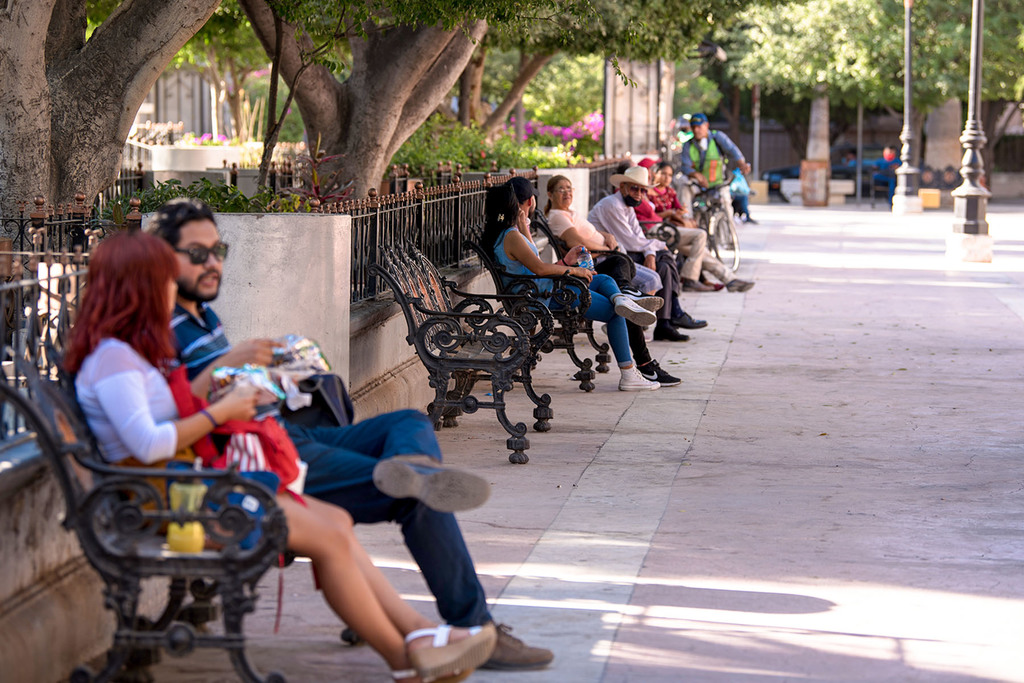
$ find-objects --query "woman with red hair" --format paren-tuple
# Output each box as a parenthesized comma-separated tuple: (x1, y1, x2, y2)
(66, 231, 495, 682)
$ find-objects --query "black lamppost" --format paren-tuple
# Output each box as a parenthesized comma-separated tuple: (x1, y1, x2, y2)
(950, 0, 991, 260)
(893, 0, 922, 214)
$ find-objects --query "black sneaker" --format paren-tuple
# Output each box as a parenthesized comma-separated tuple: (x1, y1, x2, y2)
(638, 360, 682, 386)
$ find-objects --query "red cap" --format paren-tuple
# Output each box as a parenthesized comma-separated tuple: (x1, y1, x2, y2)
(637, 158, 657, 169)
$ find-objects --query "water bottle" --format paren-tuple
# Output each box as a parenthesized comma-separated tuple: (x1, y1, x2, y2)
(577, 246, 594, 270)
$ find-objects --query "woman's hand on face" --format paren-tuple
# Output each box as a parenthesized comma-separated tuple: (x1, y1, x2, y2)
(212, 384, 259, 423)
(516, 208, 531, 233)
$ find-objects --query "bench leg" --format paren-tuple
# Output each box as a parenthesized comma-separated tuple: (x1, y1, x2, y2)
(516, 366, 553, 432)
(75, 577, 147, 683)
(489, 380, 530, 464)
(426, 371, 453, 430)
(444, 370, 478, 428)
(584, 321, 611, 374)
(222, 582, 286, 683)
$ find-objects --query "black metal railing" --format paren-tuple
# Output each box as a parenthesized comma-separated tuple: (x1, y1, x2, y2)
(1, 259, 87, 397)
(0, 195, 122, 255)
(586, 157, 629, 210)
(332, 170, 536, 304)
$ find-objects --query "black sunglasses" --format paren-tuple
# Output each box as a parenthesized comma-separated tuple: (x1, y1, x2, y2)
(175, 242, 229, 265)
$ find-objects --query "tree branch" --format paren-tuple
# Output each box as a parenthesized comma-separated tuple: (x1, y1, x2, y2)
(481, 51, 555, 138)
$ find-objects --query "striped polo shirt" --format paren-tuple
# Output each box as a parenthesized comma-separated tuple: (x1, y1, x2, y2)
(171, 303, 232, 380)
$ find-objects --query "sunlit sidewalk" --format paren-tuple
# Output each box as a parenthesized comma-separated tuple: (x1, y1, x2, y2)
(150, 201, 1024, 682)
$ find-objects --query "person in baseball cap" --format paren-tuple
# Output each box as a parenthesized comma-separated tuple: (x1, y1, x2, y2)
(508, 176, 536, 204)
(689, 112, 709, 126)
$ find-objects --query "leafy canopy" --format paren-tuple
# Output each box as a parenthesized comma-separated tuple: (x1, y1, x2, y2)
(728, 0, 1024, 110)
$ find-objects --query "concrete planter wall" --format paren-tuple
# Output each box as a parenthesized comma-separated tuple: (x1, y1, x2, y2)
(206, 213, 352, 381)
(991, 172, 1024, 199)
(149, 144, 243, 172)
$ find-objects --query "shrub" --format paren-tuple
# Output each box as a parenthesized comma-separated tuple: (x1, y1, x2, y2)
(391, 114, 595, 176)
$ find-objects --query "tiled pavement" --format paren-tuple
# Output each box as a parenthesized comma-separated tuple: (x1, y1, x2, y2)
(147, 201, 1024, 682)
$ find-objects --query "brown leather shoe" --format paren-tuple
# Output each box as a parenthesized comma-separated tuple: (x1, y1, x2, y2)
(682, 278, 716, 292)
(480, 623, 554, 671)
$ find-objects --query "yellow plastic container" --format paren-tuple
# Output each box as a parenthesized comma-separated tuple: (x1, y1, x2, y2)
(167, 481, 207, 553)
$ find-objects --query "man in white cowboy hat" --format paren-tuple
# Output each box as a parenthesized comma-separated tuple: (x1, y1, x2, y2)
(588, 165, 708, 342)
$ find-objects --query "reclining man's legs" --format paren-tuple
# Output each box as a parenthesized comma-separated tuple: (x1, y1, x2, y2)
(286, 411, 490, 626)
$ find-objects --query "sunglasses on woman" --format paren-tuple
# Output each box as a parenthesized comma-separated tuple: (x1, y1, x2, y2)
(175, 242, 230, 264)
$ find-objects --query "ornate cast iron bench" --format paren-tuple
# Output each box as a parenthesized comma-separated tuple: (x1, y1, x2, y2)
(369, 243, 553, 464)
(0, 367, 289, 683)
(463, 236, 608, 392)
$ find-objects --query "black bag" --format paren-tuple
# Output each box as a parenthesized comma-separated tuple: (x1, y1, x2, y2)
(279, 373, 355, 429)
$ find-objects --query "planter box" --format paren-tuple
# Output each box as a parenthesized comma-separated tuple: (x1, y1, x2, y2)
(150, 145, 243, 172)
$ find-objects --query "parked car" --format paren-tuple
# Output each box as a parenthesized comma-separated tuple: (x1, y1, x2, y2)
(761, 145, 887, 200)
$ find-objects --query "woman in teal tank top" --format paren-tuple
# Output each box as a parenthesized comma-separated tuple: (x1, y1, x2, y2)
(482, 184, 660, 391)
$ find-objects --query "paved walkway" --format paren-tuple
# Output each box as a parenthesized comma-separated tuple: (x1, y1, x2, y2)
(150, 201, 1024, 682)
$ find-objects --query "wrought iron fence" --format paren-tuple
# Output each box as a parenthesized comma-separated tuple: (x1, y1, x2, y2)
(0, 195, 124, 255)
(1, 258, 87, 398)
(585, 157, 629, 210)
(331, 170, 536, 303)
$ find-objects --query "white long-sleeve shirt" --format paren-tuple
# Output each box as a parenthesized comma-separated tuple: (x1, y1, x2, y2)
(75, 338, 179, 464)
(587, 192, 667, 257)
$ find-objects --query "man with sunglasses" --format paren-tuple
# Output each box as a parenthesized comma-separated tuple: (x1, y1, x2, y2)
(149, 197, 554, 672)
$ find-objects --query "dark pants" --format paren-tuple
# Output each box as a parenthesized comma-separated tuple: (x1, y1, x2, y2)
(628, 250, 680, 321)
(285, 410, 490, 627)
(596, 255, 652, 367)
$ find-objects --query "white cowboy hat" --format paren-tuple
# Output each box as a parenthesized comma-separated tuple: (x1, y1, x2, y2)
(609, 165, 651, 188)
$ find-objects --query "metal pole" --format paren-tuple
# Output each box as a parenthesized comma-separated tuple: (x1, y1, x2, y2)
(892, 0, 922, 214)
(951, 0, 990, 239)
(752, 84, 761, 178)
(856, 101, 863, 205)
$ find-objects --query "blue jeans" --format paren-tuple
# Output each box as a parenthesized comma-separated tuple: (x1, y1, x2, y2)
(285, 410, 491, 626)
(554, 273, 631, 366)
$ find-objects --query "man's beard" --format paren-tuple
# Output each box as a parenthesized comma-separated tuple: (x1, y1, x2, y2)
(623, 194, 641, 208)
(177, 272, 220, 303)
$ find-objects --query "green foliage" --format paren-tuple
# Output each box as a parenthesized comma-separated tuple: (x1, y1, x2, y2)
(391, 114, 588, 174)
(727, 0, 1024, 111)
(101, 178, 308, 219)
(245, 74, 307, 143)
(674, 60, 723, 118)
(521, 54, 603, 125)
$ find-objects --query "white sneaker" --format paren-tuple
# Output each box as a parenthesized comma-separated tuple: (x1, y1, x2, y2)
(619, 287, 664, 312)
(618, 365, 660, 391)
(611, 295, 657, 327)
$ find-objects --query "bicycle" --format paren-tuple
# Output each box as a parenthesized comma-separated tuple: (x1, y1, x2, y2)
(688, 174, 740, 272)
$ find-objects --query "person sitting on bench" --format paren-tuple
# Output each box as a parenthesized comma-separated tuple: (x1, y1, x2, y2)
(148, 198, 554, 672)
(66, 230, 498, 682)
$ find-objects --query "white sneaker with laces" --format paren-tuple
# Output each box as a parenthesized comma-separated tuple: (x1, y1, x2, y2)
(611, 294, 657, 327)
(619, 287, 664, 312)
(618, 365, 660, 391)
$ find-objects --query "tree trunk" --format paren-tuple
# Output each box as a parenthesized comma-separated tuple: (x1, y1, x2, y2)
(458, 44, 487, 126)
(717, 84, 741, 137)
(239, 0, 487, 199)
(923, 98, 962, 171)
(0, 0, 222, 217)
(481, 52, 555, 141)
(981, 100, 1016, 154)
(806, 94, 830, 161)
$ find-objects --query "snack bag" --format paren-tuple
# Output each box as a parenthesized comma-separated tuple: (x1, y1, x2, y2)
(270, 335, 330, 381)
(209, 364, 286, 419)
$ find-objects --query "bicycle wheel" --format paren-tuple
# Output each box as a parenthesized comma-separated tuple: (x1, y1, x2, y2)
(711, 212, 740, 271)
